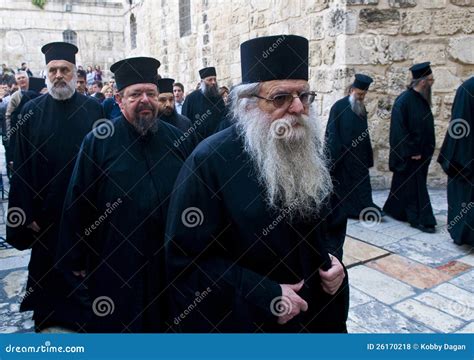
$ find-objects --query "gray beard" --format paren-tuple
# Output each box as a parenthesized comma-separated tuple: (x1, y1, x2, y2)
(200, 82, 219, 98)
(133, 115, 159, 136)
(349, 95, 367, 118)
(46, 75, 77, 101)
(235, 105, 333, 219)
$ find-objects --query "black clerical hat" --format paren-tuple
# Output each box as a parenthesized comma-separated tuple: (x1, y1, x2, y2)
(410, 62, 432, 79)
(353, 74, 373, 91)
(28, 77, 46, 92)
(110, 57, 161, 91)
(157, 78, 175, 93)
(199, 67, 216, 79)
(41, 42, 78, 65)
(240, 35, 309, 83)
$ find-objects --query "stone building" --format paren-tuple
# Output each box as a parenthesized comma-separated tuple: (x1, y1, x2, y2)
(0, 0, 125, 77)
(1, 0, 473, 186)
(125, 0, 474, 187)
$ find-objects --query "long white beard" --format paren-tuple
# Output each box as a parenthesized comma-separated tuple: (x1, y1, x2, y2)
(46, 75, 76, 100)
(236, 105, 333, 218)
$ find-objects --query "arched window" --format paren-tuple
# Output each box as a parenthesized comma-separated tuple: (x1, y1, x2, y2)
(63, 30, 77, 46)
(130, 13, 137, 49)
(179, 0, 191, 37)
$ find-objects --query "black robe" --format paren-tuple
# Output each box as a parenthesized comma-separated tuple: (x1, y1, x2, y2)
(6, 92, 103, 328)
(160, 110, 192, 132)
(383, 88, 437, 227)
(165, 125, 349, 333)
(325, 96, 379, 219)
(181, 89, 227, 142)
(438, 77, 474, 245)
(57, 116, 194, 332)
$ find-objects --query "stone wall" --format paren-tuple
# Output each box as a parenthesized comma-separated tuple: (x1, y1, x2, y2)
(0, 0, 125, 78)
(127, 0, 473, 188)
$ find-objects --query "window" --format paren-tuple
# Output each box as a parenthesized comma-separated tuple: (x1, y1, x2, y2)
(63, 30, 77, 46)
(179, 0, 191, 37)
(130, 14, 137, 49)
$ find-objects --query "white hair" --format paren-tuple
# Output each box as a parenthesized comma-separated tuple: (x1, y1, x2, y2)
(232, 82, 333, 218)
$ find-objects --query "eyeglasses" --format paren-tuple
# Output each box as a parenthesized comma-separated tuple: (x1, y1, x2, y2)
(252, 91, 316, 108)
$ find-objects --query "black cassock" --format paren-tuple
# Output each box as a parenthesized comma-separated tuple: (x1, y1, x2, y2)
(325, 96, 379, 219)
(57, 116, 194, 332)
(383, 88, 436, 227)
(165, 125, 349, 333)
(7, 92, 103, 328)
(181, 89, 227, 142)
(160, 111, 192, 132)
(438, 77, 474, 245)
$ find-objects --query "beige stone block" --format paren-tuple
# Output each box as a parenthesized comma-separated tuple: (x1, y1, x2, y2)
(400, 11, 432, 35)
(448, 36, 474, 64)
(433, 10, 473, 35)
(421, 0, 447, 8)
(433, 67, 462, 92)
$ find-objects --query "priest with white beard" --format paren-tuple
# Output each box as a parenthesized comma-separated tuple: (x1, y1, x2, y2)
(7, 42, 103, 332)
(165, 35, 349, 333)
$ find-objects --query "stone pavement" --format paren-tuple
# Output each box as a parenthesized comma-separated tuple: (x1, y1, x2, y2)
(0, 186, 472, 333)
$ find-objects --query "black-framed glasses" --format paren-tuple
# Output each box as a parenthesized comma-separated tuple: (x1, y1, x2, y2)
(252, 91, 316, 108)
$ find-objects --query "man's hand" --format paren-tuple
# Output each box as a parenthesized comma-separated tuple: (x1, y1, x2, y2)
(319, 255, 345, 295)
(27, 221, 41, 233)
(277, 280, 308, 325)
(72, 270, 86, 278)
(411, 154, 422, 160)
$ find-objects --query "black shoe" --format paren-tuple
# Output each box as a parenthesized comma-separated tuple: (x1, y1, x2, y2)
(411, 223, 436, 234)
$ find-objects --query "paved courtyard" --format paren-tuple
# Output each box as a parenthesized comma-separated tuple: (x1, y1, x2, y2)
(0, 181, 472, 333)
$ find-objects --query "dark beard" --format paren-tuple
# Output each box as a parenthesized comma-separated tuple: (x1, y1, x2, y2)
(133, 115, 159, 136)
(419, 85, 432, 107)
(203, 83, 219, 98)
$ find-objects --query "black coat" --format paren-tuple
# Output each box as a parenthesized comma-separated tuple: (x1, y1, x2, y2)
(438, 77, 474, 245)
(181, 90, 227, 142)
(165, 125, 349, 333)
(325, 96, 377, 218)
(384, 88, 436, 226)
(57, 116, 194, 332)
(6, 92, 103, 326)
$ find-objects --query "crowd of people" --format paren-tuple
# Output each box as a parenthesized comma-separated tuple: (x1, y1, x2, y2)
(1, 35, 472, 334)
